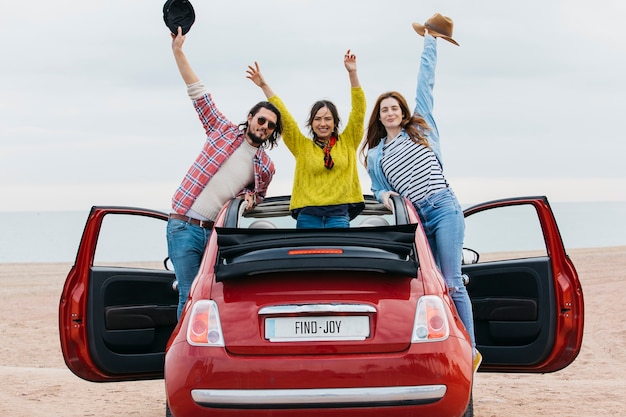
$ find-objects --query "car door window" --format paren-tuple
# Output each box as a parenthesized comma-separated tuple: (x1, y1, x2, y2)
(464, 204, 547, 263)
(94, 213, 169, 269)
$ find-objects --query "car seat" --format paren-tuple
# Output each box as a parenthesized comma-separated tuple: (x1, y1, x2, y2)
(358, 217, 390, 227)
(248, 219, 278, 229)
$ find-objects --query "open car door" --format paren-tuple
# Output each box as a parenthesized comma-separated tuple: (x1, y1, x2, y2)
(462, 196, 584, 373)
(59, 206, 174, 382)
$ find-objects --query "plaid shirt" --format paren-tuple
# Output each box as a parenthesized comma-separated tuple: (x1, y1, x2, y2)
(172, 93, 275, 215)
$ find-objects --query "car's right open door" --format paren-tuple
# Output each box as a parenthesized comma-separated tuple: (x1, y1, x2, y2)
(462, 196, 584, 373)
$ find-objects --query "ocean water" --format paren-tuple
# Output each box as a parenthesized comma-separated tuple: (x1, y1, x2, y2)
(0, 201, 625, 263)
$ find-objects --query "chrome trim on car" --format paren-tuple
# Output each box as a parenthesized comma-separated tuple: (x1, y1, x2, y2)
(259, 303, 376, 315)
(191, 385, 447, 407)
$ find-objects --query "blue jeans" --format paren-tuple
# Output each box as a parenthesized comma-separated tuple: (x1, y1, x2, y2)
(166, 219, 212, 319)
(296, 213, 350, 229)
(414, 188, 476, 348)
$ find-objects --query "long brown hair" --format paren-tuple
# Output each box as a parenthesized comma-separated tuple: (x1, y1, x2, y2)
(359, 91, 431, 167)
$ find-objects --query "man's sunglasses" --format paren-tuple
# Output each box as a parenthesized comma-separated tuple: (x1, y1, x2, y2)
(257, 116, 277, 130)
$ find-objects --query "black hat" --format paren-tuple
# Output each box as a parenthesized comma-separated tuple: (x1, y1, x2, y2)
(163, 0, 195, 35)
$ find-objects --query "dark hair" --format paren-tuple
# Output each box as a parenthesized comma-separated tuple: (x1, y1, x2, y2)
(239, 101, 282, 149)
(306, 100, 341, 139)
(359, 91, 431, 167)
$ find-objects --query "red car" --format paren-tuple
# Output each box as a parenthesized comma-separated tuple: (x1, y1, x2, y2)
(59, 195, 584, 417)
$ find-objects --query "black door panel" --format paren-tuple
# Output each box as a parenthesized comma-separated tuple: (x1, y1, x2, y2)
(464, 257, 555, 366)
(87, 268, 177, 374)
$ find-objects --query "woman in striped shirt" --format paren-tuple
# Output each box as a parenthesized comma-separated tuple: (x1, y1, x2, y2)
(360, 23, 478, 365)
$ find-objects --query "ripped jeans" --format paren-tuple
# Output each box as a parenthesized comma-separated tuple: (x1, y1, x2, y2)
(414, 188, 476, 348)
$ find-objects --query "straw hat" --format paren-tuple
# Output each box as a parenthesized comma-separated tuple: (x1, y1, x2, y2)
(412, 13, 459, 46)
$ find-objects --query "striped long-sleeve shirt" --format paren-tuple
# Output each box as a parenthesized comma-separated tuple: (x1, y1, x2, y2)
(380, 133, 447, 202)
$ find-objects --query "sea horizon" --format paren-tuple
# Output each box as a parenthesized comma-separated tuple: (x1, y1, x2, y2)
(1, 200, 625, 264)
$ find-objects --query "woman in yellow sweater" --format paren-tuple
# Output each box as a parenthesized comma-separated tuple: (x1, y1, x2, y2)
(247, 50, 366, 228)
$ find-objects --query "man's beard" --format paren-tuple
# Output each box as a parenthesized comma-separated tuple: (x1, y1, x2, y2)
(247, 130, 267, 145)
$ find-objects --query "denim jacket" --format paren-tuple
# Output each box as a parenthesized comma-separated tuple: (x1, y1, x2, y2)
(367, 34, 443, 203)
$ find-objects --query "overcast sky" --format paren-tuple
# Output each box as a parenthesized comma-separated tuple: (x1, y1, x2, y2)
(1, 0, 625, 212)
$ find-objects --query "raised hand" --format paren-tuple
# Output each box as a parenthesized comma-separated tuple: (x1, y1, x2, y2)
(171, 26, 186, 51)
(344, 49, 357, 73)
(246, 61, 275, 99)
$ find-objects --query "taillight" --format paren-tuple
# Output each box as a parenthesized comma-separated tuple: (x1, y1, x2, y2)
(288, 249, 343, 255)
(411, 295, 450, 342)
(186, 300, 224, 347)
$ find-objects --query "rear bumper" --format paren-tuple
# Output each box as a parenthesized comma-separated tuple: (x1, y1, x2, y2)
(191, 385, 446, 408)
(165, 335, 472, 416)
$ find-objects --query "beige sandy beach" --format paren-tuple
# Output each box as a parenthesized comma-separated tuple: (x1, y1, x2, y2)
(1, 246, 624, 417)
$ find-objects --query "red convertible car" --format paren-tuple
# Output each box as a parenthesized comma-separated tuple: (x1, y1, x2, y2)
(59, 195, 584, 417)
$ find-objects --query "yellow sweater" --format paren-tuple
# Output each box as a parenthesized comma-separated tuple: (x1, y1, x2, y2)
(269, 87, 366, 211)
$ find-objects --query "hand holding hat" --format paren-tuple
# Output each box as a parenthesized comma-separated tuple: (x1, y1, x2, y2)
(412, 13, 459, 46)
(163, 0, 195, 35)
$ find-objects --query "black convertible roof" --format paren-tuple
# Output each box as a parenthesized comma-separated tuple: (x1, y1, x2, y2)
(214, 224, 419, 281)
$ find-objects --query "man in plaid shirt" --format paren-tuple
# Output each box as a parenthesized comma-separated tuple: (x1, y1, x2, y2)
(168, 27, 283, 318)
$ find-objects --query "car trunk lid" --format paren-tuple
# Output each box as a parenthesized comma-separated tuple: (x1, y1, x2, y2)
(213, 271, 421, 355)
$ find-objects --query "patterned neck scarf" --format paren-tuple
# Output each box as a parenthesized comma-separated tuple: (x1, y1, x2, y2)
(314, 135, 338, 169)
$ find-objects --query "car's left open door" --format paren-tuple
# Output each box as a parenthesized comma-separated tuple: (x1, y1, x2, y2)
(59, 206, 175, 382)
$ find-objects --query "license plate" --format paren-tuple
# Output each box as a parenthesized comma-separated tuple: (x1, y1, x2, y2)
(265, 316, 370, 342)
